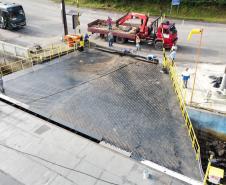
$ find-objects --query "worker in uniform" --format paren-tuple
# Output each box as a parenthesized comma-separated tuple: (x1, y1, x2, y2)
(182, 68, 190, 88)
(107, 16, 113, 30)
(0, 76, 5, 94)
(169, 47, 177, 65)
(136, 35, 141, 51)
(78, 36, 84, 52)
(108, 31, 114, 47)
(84, 33, 90, 47)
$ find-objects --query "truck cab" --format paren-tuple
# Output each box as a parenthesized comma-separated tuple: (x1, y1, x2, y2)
(155, 21, 178, 50)
(0, 2, 26, 29)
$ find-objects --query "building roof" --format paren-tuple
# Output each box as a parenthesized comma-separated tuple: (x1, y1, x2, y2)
(0, 98, 202, 185)
(4, 50, 201, 179)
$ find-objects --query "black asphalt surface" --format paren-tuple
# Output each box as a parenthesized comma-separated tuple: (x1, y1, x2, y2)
(4, 49, 200, 179)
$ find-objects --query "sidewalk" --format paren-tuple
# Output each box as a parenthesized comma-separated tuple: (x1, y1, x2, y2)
(176, 63, 226, 114)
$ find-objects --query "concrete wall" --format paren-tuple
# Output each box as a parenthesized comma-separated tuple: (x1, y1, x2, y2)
(188, 107, 226, 137)
(0, 41, 28, 58)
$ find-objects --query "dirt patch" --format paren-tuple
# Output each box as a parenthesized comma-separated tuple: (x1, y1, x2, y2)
(197, 129, 226, 183)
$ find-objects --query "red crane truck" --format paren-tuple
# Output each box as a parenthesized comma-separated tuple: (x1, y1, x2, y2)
(87, 12, 178, 50)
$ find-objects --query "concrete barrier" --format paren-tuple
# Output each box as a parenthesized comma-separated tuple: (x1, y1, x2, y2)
(0, 41, 28, 58)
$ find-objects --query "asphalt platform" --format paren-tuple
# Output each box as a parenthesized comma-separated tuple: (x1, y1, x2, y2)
(3, 49, 201, 180)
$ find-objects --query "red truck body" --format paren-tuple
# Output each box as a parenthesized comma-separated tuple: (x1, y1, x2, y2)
(87, 13, 178, 50)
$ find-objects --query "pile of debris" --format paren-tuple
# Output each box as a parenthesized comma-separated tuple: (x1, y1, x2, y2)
(198, 130, 226, 182)
(209, 67, 226, 98)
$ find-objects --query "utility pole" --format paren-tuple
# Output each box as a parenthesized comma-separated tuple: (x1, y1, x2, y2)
(61, 0, 68, 36)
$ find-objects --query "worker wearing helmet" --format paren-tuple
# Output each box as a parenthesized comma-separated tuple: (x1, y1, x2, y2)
(169, 47, 176, 65)
(78, 36, 84, 51)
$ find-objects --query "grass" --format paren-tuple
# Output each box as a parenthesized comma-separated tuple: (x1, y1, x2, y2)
(54, 0, 226, 23)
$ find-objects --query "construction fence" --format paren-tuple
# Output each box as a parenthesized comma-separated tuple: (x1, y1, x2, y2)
(163, 51, 201, 161)
(0, 42, 81, 77)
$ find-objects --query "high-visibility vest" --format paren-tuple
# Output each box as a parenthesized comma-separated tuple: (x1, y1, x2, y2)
(80, 40, 84, 47)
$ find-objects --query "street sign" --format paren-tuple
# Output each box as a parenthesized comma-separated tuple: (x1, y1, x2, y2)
(172, 0, 180, 6)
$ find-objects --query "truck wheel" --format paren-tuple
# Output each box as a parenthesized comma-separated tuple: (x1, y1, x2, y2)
(116, 37, 126, 44)
(155, 41, 163, 51)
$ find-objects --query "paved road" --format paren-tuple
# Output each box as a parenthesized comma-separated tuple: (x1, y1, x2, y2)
(0, 0, 226, 66)
(0, 0, 121, 47)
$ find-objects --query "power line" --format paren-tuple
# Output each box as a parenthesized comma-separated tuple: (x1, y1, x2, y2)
(0, 143, 121, 185)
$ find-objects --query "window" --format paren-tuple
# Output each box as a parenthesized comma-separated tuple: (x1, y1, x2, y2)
(7, 6, 25, 19)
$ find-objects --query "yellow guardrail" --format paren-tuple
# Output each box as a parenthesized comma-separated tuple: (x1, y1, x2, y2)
(0, 41, 83, 77)
(163, 53, 200, 161)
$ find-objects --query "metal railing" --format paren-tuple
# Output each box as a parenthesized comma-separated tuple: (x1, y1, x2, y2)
(0, 40, 29, 58)
(0, 42, 80, 77)
(163, 53, 201, 161)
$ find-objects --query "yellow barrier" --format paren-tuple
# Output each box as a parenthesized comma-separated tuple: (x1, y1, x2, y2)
(0, 42, 80, 77)
(163, 54, 200, 161)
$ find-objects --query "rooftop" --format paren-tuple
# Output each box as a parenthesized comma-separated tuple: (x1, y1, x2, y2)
(0, 100, 202, 185)
(3, 49, 201, 179)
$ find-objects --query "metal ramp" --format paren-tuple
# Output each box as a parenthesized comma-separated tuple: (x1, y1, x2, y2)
(3, 49, 201, 180)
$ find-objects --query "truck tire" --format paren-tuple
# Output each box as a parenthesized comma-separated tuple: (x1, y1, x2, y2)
(155, 41, 163, 51)
(116, 37, 126, 44)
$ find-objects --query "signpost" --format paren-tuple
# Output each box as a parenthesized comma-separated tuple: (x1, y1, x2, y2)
(170, 0, 180, 14)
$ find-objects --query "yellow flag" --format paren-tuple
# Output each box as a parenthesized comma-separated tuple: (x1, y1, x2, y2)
(187, 29, 203, 41)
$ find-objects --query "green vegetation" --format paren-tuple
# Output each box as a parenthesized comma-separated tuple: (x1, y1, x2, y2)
(56, 0, 226, 23)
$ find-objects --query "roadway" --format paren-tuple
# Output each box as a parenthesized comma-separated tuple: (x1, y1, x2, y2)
(0, 0, 226, 67)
